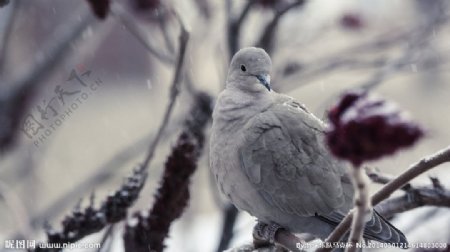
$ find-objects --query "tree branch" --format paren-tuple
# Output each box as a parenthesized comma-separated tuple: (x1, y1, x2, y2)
(372, 147, 450, 204)
(0, 0, 19, 75)
(257, 0, 306, 55)
(366, 167, 412, 191)
(376, 177, 450, 219)
(216, 204, 239, 252)
(365, 167, 395, 185)
(227, 0, 256, 59)
(346, 168, 371, 252)
(140, 10, 190, 170)
(110, 3, 175, 65)
(319, 145, 450, 252)
(278, 12, 450, 93)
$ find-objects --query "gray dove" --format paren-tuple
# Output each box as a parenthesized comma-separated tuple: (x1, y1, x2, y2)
(209, 47, 407, 247)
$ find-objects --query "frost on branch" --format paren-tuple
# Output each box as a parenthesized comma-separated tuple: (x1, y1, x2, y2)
(326, 90, 424, 167)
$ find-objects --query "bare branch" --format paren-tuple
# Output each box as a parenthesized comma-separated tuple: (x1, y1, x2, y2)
(278, 12, 450, 93)
(277, 56, 390, 94)
(97, 224, 114, 252)
(111, 3, 174, 65)
(216, 204, 239, 252)
(346, 168, 371, 252)
(358, 50, 414, 91)
(157, 8, 176, 55)
(365, 167, 413, 192)
(192, 0, 211, 19)
(257, 0, 306, 55)
(365, 167, 394, 185)
(319, 145, 450, 252)
(352, 7, 447, 92)
(227, 0, 256, 58)
(371, 146, 450, 204)
(140, 10, 190, 170)
(376, 180, 450, 219)
(0, 0, 19, 75)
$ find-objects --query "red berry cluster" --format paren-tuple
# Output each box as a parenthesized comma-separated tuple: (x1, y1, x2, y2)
(326, 91, 423, 167)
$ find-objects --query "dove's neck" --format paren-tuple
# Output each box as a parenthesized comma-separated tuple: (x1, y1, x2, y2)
(213, 88, 274, 132)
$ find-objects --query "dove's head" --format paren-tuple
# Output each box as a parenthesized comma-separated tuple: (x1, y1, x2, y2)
(227, 47, 272, 92)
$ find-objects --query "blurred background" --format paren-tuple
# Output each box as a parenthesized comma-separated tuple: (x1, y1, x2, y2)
(0, 0, 449, 251)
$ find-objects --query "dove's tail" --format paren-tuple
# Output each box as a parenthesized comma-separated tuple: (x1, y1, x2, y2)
(363, 210, 408, 245)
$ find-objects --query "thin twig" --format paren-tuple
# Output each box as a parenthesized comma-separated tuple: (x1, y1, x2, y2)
(359, 50, 413, 91)
(371, 146, 450, 204)
(157, 8, 176, 55)
(97, 225, 114, 252)
(227, 0, 256, 59)
(278, 12, 450, 93)
(346, 168, 371, 252)
(355, 6, 447, 92)
(276, 57, 388, 92)
(0, 0, 19, 76)
(216, 204, 239, 252)
(110, 3, 174, 65)
(365, 167, 394, 185)
(376, 180, 450, 219)
(192, 0, 211, 19)
(257, 0, 306, 55)
(140, 9, 190, 170)
(365, 167, 413, 192)
(319, 146, 450, 252)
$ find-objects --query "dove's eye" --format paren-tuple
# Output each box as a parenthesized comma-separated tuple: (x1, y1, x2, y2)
(240, 65, 247, 72)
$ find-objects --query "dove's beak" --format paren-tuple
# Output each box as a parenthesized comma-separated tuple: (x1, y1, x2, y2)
(256, 74, 271, 91)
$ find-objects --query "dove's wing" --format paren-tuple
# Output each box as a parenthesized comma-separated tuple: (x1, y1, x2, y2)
(239, 96, 353, 217)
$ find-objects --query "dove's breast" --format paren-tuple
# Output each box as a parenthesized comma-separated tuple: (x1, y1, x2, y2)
(209, 94, 275, 219)
(210, 119, 260, 212)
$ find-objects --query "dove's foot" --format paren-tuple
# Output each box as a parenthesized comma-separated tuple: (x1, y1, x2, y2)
(252, 221, 285, 250)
